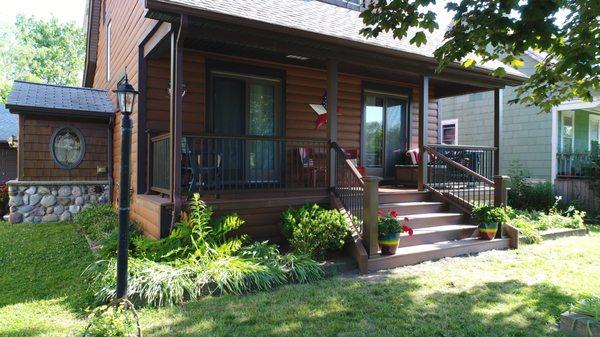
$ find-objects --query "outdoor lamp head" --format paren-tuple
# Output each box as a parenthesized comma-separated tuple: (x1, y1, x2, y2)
(113, 75, 138, 115)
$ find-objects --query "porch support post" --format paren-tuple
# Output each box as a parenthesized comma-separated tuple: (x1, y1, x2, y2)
(362, 176, 381, 257)
(417, 75, 429, 191)
(493, 88, 503, 176)
(169, 16, 186, 229)
(327, 59, 338, 189)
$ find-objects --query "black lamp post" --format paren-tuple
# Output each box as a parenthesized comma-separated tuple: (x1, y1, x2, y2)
(113, 75, 138, 299)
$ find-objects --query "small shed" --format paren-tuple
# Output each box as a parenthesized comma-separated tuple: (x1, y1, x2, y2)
(5, 81, 115, 223)
(0, 104, 18, 183)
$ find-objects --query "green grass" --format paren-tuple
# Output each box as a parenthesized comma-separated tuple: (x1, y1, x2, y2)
(1, 222, 599, 337)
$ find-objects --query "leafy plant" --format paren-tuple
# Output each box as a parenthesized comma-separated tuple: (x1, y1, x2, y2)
(83, 303, 137, 337)
(0, 183, 8, 215)
(508, 165, 555, 211)
(571, 296, 600, 321)
(377, 210, 413, 236)
(472, 206, 509, 224)
(75, 204, 119, 243)
(89, 194, 323, 307)
(281, 204, 350, 259)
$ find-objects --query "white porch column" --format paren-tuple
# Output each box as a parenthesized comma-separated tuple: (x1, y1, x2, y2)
(327, 59, 338, 188)
(494, 88, 504, 176)
(417, 75, 429, 190)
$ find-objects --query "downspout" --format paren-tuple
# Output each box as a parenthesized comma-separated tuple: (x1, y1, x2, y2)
(108, 116, 114, 204)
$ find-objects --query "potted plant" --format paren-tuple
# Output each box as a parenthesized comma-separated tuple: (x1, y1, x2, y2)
(472, 206, 509, 240)
(377, 210, 414, 255)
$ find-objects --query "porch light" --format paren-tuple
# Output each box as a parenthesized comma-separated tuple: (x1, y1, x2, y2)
(7, 135, 18, 148)
(113, 74, 139, 115)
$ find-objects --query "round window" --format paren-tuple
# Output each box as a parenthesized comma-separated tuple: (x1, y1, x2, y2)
(50, 126, 85, 169)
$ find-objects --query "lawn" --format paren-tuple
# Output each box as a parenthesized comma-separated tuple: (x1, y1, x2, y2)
(0, 221, 598, 337)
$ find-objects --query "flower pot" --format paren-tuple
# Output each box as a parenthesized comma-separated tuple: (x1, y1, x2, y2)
(379, 233, 401, 255)
(478, 222, 498, 240)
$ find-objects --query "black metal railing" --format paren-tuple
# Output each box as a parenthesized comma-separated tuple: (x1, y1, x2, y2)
(557, 152, 599, 178)
(425, 145, 496, 209)
(332, 142, 364, 234)
(177, 134, 329, 196)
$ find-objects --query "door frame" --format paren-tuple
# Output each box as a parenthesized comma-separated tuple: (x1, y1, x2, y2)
(360, 82, 412, 179)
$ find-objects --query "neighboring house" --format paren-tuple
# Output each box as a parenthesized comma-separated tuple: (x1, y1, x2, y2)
(7, 0, 527, 272)
(0, 105, 18, 183)
(440, 52, 599, 210)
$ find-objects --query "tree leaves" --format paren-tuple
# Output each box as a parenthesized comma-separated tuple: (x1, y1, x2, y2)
(360, 0, 600, 112)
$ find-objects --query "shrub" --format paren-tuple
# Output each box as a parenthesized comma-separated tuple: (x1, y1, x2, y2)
(83, 303, 138, 337)
(507, 163, 555, 211)
(510, 215, 542, 244)
(76, 204, 119, 243)
(472, 205, 509, 224)
(281, 204, 350, 259)
(88, 194, 323, 307)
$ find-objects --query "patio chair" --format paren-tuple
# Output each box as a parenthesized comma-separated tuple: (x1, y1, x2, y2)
(185, 137, 223, 198)
(298, 147, 327, 188)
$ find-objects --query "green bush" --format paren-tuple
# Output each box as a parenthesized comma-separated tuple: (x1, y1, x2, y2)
(510, 215, 542, 244)
(75, 204, 119, 243)
(472, 205, 509, 224)
(281, 204, 350, 259)
(507, 163, 555, 211)
(88, 194, 323, 307)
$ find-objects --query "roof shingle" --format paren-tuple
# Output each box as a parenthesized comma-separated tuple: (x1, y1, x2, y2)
(6, 81, 115, 118)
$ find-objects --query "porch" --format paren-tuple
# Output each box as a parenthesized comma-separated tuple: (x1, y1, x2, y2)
(131, 11, 522, 271)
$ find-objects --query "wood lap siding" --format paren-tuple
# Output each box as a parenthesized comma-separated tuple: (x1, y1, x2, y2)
(19, 116, 109, 181)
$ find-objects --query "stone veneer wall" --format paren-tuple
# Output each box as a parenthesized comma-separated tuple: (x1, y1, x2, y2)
(6, 181, 110, 223)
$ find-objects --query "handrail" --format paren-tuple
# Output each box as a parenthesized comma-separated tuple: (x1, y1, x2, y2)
(425, 146, 494, 186)
(427, 144, 497, 151)
(185, 133, 329, 143)
(331, 142, 364, 186)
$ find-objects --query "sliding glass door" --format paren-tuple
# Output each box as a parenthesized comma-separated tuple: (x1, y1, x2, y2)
(363, 92, 408, 179)
(211, 72, 281, 188)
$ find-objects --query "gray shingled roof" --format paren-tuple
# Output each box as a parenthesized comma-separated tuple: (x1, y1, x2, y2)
(6, 81, 115, 118)
(149, 0, 526, 78)
(0, 105, 18, 143)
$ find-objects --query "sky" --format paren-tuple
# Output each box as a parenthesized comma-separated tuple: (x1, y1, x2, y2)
(0, 0, 86, 28)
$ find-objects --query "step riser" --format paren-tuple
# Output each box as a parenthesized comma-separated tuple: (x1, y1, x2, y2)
(398, 228, 477, 248)
(380, 204, 446, 215)
(406, 215, 466, 228)
(378, 193, 429, 204)
(368, 240, 510, 271)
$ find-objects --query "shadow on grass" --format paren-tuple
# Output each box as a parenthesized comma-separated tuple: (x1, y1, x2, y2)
(141, 277, 574, 337)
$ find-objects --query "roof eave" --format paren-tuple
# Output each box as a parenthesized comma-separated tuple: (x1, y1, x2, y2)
(145, 0, 527, 87)
(83, 0, 100, 88)
(5, 104, 115, 120)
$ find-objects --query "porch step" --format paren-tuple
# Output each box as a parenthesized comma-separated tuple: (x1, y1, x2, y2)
(401, 212, 466, 228)
(397, 224, 478, 248)
(378, 190, 430, 203)
(367, 238, 511, 272)
(379, 201, 446, 215)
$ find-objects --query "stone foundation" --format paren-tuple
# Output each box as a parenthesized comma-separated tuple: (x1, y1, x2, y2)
(6, 180, 110, 223)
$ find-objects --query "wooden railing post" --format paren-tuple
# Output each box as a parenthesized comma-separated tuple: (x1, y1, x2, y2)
(362, 176, 381, 257)
(494, 175, 510, 239)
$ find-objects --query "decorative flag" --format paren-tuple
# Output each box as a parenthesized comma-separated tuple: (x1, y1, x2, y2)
(311, 90, 342, 129)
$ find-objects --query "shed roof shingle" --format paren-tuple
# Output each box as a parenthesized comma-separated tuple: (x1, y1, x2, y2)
(0, 105, 18, 143)
(149, 0, 526, 78)
(6, 81, 115, 118)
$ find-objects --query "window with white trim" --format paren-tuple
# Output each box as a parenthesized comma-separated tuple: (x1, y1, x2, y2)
(590, 114, 600, 150)
(441, 119, 458, 145)
(561, 111, 574, 152)
(106, 21, 112, 82)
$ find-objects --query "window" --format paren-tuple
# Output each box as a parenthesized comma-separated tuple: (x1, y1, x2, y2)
(590, 115, 600, 150)
(106, 21, 112, 82)
(561, 111, 574, 152)
(50, 126, 85, 169)
(442, 119, 458, 145)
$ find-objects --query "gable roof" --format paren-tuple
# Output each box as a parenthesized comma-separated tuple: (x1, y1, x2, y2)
(145, 0, 526, 80)
(6, 81, 115, 119)
(0, 105, 18, 143)
(83, 0, 101, 87)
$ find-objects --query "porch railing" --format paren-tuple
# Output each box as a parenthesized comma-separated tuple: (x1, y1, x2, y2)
(557, 152, 599, 178)
(332, 142, 364, 232)
(165, 134, 330, 196)
(425, 144, 497, 209)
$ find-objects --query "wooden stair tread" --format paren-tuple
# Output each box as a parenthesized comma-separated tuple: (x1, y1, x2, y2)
(380, 238, 509, 258)
(380, 201, 444, 207)
(401, 224, 476, 236)
(402, 212, 464, 219)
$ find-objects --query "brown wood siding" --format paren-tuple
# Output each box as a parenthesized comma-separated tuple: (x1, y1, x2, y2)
(0, 143, 17, 183)
(19, 115, 109, 181)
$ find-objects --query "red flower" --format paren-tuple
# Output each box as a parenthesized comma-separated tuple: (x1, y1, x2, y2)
(403, 217, 410, 224)
(377, 209, 384, 217)
(402, 225, 414, 236)
(389, 210, 398, 218)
